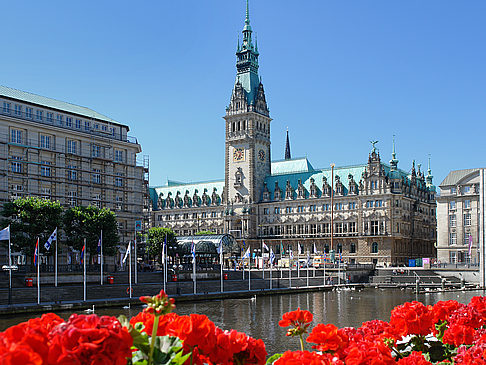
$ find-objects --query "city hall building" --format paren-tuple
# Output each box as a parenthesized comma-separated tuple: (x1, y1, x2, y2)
(149, 4, 437, 265)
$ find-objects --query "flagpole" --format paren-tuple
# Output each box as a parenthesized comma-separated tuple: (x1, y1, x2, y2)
(100, 230, 103, 285)
(37, 237, 40, 305)
(163, 234, 166, 293)
(8, 226, 12, 305)
(55, 227, 58, 287)
(83, 238, 86, 301)
(193, 248, 196, 295)
(261, 239, 264, 280)
(165, 236, 168, 290)
(288, 251, 292, 288)
(306, 251, 309, 287)
(134, 233, 138, 284)
(248, 255, 251, 291)
(220, 243, 223, 293)
(129, 241, 132, 300)
(270, 251, 273, 290)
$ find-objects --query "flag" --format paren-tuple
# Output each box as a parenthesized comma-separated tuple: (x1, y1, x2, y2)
(262, 241, 269, 252)
(339, 251, 342, 262)
(80, 244, 85, 264)
(122, 242, 131, 264)
(289, 250, 294, 260)
(191, 240, 196, 261)
(217, 239, 223, 255)
(298, 243, 302, 255)
(44, 228, 57, 251)
(0, 226, 10, 241)
(162, 236, 167, 263)
(307, 252, 311, 267)
(313, 243, 317, 254)
(242, 247, 251, 260)
(34, 238, 39, 266)
(270, 248, 275, 265)
(96, 236, 101, 254)
(281, 242, 285, 255)
(468, 235, 473, 256)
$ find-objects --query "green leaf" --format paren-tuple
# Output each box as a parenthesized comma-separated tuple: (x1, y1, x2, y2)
(266, 353, 283, 364)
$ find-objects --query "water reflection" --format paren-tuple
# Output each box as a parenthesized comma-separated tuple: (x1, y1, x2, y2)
(0, 288, 484, 356)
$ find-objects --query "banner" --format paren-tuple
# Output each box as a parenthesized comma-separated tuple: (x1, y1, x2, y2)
(44, 228, 57, 250)
(122, 242, 131, 264)
(0, 226, 10, 241)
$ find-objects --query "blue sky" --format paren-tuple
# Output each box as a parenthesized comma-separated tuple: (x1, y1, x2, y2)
(2, 1, 485, 188)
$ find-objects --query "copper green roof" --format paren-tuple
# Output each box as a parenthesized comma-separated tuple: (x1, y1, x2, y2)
(271, 157, 314, 175)
(0, 85, 123, 126)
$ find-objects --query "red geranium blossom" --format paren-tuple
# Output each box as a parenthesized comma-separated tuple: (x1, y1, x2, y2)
(279, 308, 313, 337)
(389, 301, 434, 337)
(397, 351, 433, 365)
(443, 323, 477, 347)
(344, 339, 395, 365)
(48, 314, 132, 365)
(274, 350, 339, 365)
(306, 323, 349, 353)
(454, 342, 486, 364)
(432, 300, 465, 324)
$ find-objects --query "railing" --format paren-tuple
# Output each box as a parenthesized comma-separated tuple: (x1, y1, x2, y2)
(14, 264, 117, 273)
(0, 108, 138, 145)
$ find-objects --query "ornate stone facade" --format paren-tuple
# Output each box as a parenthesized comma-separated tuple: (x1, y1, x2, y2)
(149, 3, 437, 265)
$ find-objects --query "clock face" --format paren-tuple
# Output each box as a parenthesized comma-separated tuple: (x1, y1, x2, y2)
(233, 148, 244, 162)
(258, 149, 265, 161)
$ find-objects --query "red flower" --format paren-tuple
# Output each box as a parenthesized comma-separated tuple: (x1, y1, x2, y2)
(140, 289, 175, 315)
(129, 311, 179, 336)
(443, 323, 477, 347)
(468, 296, 486, 323)
(358, 320, 397, 342)
(279, 308, 313, 328)
(344, 340, 395, 365)
(274, 350, 338, 365)
(233, 335, 267, 365)
(306, 323, 348, 353)
(454, 342, 486, 364)
(397, 352, 433, 365)
(48, 314, 132, 365)
(389, 301, 434, 337)
(432, 300, 465, 324)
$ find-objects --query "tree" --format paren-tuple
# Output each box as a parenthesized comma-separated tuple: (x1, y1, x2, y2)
(147, 227, 177, 263)
(1, 197, 63, 255)
(195, 230, 216, 236)
(63, 205, 119, 257)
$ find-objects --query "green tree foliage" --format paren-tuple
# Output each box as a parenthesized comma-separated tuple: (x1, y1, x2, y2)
(1, 197, 63, 254)
(63, 205, 119, 256)
(147, 227, 177, 263)
(195, 230, 215, 236)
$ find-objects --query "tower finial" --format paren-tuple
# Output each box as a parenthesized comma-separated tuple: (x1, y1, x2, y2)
(285, 128, 291, 160)
(246, 0, 250, 25)
(426, 154, 434, 186)
(389, 135, 399, 171)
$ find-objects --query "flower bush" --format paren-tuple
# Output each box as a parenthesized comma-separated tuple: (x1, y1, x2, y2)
(0, 293, 485, 364)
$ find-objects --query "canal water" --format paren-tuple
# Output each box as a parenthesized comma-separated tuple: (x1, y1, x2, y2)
(1, 288, 484, 356)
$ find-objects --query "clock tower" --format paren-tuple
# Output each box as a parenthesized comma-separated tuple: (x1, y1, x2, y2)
(224, 0, 271, 238)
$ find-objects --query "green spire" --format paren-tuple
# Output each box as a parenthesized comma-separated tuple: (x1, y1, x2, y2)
(426, 155, 434, 186)
(245, 0, 250, 26)
(237, 35, 240, 52)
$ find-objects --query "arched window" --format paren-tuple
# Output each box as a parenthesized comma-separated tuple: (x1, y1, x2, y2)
(371, 242, 378, 253)
(350, 242, 356, 253)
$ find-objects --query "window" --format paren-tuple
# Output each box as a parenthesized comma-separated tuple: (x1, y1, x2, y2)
(371, 220, 379, 235)
(101, 125, 107, 131)
(40, 161, 51, 177)
(10, 129, 22, 144)
(310, 205, 316, 212)
(464, 200, 471, 209)
(463, 186, 470, 193)
(66, 117, 73, 127)
(451, 187, 456, 194)
(350, 242, 356, 253)
(371, 242, 378, 253)
(115, 176, 123, 187)
(449, 214, 456, 227)
(92, 169, 101, 184)
(67, 165, 77, 181)
(36, 110, 43, 121)
(25, 107, 33, 119)
(211, 212, 217, 218)
(3, 102, 10, 113)
(322, 204, 329, 211)
(84, 121, 90, 131)
(335, 203, 343, 210)
(449, 232, 457, 245)
(92, 144, 101, 157)
(157, 215, 163, 221)
(348, 202, 356, 210)
(464, 213, 471, 226)
(366, 200, 372, 208)
(274, 207, 280, 214)
(67, 139, 77, 154)
(94, 124, 99, 130)
(56, 114, 63, 126)
(92, 193, 102, 208)
(46, 112, 54, 122)
(114, 149, 123, 162)
(14, 104, 22, 116)
(263, 208, 269, 215)
(40, 134, 51, 149)
(449, 201, 456, 210)
(297, 206, 304, 213)
(464, 232, 471, 245)
(75, 119, 81, 129)
(337, 243, 342, 253)
(335, 222, 343, 233)
(375, 200, 382, 207)
(349, 222, 357, 233)
(11, 156, 22, 173)
(41, 187, 51, 199)
(115, 196, 123, 210)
